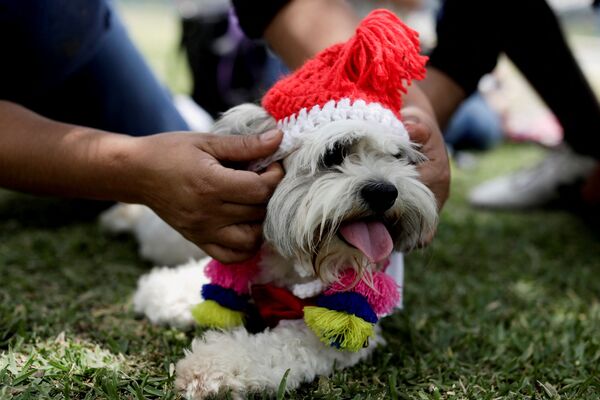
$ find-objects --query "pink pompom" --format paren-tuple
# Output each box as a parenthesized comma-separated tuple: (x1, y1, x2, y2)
(204, 254, 261, 295)
(325, 269, 399, 316)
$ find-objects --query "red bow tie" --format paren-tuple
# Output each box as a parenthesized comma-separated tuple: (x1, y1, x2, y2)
(250, 284, 316, 328)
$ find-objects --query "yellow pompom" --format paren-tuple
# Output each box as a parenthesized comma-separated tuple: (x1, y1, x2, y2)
(303, 306, 374, 352)
(191, 300, 244, 329)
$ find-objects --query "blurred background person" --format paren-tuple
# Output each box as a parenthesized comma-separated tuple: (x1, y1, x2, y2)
(175, 0, 599, 212)
(422, 0, 600, 210)
(174, 0, 286, 118)
(352, 0, 507, 156)
(174, 0, 506, 154)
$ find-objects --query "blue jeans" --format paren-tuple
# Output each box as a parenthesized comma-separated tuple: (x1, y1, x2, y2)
(13, 5, 188, 136)
(444, 93, 503, 152)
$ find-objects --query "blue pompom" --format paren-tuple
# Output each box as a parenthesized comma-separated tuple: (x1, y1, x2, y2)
(201, 284, 249, 311)
(316, 292, 378, 323)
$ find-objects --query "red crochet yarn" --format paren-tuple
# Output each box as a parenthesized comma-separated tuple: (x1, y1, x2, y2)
(262, 9, 427, 121)
(204, 254, 261, 295)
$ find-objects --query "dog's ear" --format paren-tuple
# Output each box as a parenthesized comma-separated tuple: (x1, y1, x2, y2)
(212, 104, 277, 136)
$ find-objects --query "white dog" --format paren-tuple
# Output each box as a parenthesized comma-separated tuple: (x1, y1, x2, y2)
(101, 101, 437, 398)
(101, 9, 438, 399)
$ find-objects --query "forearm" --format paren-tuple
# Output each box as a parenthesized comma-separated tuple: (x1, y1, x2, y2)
(0, 100, 142, 202)
(403, 82, 436, 121)
(417, 67, 466, 130)
(264, 0, 359, 69)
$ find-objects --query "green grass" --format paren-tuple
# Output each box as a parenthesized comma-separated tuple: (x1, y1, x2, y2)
(116, 1, 191, 95)
(2, 2, 600, 399)
(1, 144, 599, 399)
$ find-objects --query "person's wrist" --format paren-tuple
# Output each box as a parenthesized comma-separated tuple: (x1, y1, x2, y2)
(99, 133, 153, 205)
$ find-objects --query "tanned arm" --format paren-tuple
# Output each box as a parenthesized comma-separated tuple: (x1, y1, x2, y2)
(0, 100, 284, 262)
(0, 100, 139, 201)
(417, 67, 466, 130)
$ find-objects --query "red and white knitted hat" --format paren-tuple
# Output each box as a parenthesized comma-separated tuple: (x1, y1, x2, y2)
(252, 9, 428, 170)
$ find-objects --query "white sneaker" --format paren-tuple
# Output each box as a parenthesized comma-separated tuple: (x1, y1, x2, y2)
(469, 144, 597, 209)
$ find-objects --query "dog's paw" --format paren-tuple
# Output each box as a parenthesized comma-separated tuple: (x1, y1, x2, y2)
(174, 361, 225, 400)
(133, 260, 209, 328)
(175, 320, 381, 399)
(175, 328, 252, 399)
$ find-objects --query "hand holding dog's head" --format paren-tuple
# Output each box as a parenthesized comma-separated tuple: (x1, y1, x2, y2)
(213, 104, 438, 282)
(212, 9, 438, 281)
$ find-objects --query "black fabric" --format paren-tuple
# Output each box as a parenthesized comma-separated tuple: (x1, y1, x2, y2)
(0, 0, 111, 102)
(0, 0, 188, 136)
(232, 0, 600, 159)
(181, 15, 268, 117)
(430, 0, 600, 159)
(232, 0, 290, 38)
(181, 15, 230, 116)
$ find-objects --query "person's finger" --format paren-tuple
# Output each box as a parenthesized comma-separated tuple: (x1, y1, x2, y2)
(214, 224, 263, 252)
(212, 170, 276, 204)
(199, 130, 283, 162)
(257, 161, 285, 191)
(260, 161, 285, 177)
(213, 163, 284, 204)
(219, 203, 267, 222)
(202, 243, 257, 264)
(404, 120, 432, 147)
(403, 116, 450, 211)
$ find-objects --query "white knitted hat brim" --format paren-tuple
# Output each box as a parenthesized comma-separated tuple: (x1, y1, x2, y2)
(250, 98, 408, 171)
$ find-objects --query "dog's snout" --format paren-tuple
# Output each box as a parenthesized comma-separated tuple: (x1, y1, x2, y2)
(360, 181, 398, 212)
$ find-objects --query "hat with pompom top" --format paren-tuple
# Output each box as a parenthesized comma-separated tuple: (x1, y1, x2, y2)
(251, 9, 428, 170)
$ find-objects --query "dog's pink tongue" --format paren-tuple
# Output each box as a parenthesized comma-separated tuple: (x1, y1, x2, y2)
(339, 221, 393, 263)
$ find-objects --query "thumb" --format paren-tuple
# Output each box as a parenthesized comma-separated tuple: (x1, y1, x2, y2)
(200, 130, 283, 162)
(404, 120, 431, 146)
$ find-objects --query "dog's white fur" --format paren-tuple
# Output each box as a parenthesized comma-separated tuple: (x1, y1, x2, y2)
(101, 103, 438, 399)
(100, 204, 205, 266)
(176, 319, 385, 400)
(132, 259, 207, 328)
(214, 104, 437, 283)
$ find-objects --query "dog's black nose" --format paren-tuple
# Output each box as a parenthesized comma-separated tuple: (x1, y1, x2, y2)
(361, 181, 398, 213)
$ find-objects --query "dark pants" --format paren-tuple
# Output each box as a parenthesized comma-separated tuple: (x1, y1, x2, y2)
(2, 3, 188, 136)
(429, 0, 600, 159)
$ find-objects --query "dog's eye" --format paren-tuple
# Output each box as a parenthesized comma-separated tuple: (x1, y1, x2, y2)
(393, 151, 404, 159)
(322, 144, 347, 168)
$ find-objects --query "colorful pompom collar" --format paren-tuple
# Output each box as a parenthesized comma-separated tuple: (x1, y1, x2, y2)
(191, 253, 400, 352)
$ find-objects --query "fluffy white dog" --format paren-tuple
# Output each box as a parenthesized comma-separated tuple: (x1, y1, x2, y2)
(101, 101, 437, 398)
(101, 9, 439, 399)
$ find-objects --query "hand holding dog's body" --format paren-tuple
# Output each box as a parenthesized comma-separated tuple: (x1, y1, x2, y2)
(0, 100, 283, 263)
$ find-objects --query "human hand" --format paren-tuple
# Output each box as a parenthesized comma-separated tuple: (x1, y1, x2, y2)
(130, 130, 284, 263)
(402, 106, 450, 211)
(401, 106, 451, 246)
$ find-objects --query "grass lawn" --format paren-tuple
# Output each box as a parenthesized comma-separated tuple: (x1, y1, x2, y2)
(1, 2, 600, 399)
(1, 145, 599, 399)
